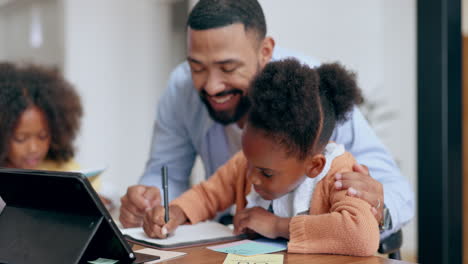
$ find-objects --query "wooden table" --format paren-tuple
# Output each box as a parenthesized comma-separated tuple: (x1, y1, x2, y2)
(134, 244, 416, 264)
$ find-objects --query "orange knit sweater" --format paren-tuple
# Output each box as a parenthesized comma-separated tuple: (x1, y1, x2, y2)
(171, 151, 380, 256)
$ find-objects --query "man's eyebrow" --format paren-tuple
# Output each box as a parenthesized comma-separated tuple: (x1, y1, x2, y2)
(213, 59, 242, 65)
(187, 57, 202, 64)
(187, 57, 243, 67)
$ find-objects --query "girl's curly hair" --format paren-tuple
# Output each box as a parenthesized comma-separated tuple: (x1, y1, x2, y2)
(248, 58, 363, 160)
(0, 62, 83, 166)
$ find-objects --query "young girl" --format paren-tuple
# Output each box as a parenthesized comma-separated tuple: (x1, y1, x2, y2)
(142, 59, 380, 256)
(0, 62, 101, 190)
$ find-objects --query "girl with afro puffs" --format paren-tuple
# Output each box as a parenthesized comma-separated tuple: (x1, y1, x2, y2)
(0, 62, 101, 191)
(142, 58, 380, 256)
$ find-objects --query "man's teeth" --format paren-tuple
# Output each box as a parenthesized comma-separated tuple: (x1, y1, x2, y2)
(212, 94, 234, 104)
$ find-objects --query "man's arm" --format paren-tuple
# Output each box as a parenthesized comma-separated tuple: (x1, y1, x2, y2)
(330, 106, 415, 238)
(139, 66, 197, 201)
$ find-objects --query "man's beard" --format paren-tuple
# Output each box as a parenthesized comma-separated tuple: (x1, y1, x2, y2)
(199, 63, 261, 125)
(199, 89, 251, 125)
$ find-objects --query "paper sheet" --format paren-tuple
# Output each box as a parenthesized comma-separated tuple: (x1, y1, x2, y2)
(121, 221, 239, 248)
(223, 254, 284, 264)
(134, 247, 186, 263)
(78, 166, 107, 178)
(207, 239, 286, 256)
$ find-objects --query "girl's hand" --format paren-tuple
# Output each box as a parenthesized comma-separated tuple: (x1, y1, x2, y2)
(233, 206, 291, 239)
(142, 204, 187, 238)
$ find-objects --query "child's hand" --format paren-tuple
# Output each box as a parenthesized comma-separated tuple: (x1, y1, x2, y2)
(142, 204, 187, 238)
(233, 206, 291, 239)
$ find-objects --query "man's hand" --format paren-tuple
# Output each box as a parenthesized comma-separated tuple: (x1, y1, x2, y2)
(143, 204, 187, 238)
(119, 185, 161, 228)
(334, 164, 384, 222)
(233, 207, 291, 239)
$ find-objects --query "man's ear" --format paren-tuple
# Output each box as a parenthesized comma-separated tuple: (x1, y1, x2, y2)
(305, 154, 326, 179)
(258, 36, 275, 67)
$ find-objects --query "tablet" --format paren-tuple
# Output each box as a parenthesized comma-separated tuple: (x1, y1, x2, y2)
(0, 168, 145, 264)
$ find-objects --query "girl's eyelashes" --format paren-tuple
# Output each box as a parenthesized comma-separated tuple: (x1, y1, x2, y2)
(13, 134, 27, 143)
(260, 169, 273, 178)
(12, 130, 50, 143)
(38, 131, 50, 140)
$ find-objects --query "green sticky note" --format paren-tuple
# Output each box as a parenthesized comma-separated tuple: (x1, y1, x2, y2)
(87, 258, 118, 264)
(213, 241, 286, 256)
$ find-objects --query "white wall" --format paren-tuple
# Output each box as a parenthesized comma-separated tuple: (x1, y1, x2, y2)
(259, 0, 417, 260)
(62, 0, 187, 201)
(0, 0, 62, 66)
(382, 2, 417, 260)
(261, 0, 384, 93)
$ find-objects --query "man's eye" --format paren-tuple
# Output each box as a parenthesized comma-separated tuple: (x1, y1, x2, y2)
(191, 67, 205, 73)
(221, 66, 236, 73)
(188, 63, 205, 73)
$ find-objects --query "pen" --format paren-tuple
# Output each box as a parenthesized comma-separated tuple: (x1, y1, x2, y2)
(162, 165, 169, 223)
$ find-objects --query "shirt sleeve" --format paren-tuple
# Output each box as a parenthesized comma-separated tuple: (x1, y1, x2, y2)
(330, 106, 415, 238)
(170, 152, 246, 224)
(288, 178, 380, 256)
(138, 66, 197, 201)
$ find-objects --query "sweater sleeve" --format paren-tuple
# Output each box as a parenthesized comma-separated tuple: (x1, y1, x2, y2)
(287, 177, 380, 256)
(170, 152, 247, 224)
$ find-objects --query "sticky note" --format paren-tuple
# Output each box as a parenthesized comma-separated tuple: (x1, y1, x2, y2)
(87, 258, 118, 264)
(223, 253, 284, 264)
(208, 239, 286, 256)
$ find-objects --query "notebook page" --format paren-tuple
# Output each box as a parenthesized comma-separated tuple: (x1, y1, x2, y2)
(121, 221, 236, 246)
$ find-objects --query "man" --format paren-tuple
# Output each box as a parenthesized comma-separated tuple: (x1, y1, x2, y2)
(120, 0, 414, 239)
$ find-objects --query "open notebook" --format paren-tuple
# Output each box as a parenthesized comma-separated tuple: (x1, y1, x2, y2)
(121, 221, 246, 249)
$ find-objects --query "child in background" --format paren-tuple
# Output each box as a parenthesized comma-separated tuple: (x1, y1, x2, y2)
(0, 62, 101, 191)
(142, 59, 380, 256)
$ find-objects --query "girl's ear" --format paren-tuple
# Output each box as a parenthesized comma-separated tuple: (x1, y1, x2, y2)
(305, 154, 326, 178)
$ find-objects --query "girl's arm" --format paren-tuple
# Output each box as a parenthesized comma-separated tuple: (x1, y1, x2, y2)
(287, 177, 380, 256)
(170, 151, 248, 224)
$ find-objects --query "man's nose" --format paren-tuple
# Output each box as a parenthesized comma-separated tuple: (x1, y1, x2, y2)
(204, 72, 226, 96)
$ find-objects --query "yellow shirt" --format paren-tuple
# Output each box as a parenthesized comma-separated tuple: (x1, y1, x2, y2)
(36, 159, 102, 191)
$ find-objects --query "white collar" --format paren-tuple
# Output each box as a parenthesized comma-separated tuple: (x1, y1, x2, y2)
(246, 142, 345, 217)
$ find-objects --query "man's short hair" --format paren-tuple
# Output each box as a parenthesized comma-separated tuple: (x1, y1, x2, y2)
(187, 0, 267, 39)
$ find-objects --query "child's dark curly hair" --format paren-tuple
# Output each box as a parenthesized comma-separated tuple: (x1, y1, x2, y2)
(0, 62, 83, 166)
(248, 58, 363, 160)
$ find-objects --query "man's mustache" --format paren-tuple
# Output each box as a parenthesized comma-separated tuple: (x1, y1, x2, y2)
(200, 89, 243, 98)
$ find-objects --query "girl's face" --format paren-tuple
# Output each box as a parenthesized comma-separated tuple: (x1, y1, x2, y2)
(242, 125, 325, 200)
(7, 106, 51, 169)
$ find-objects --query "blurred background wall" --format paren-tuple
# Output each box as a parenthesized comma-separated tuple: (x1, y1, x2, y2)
(0, 0, 417, 260)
